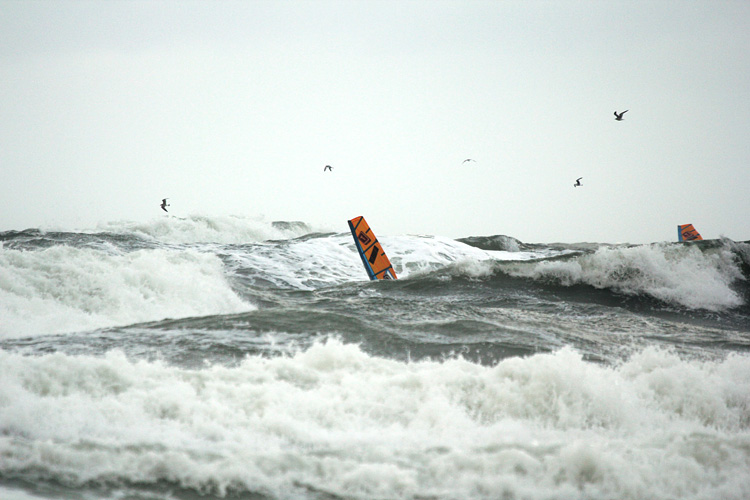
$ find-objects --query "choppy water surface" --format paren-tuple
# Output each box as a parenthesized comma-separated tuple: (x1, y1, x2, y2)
(2, 216, 749, 500)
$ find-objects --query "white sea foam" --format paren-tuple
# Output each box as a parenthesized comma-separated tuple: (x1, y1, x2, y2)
(507, 243, 745, 311)
(0, 245, 253, 338)
(94, 214, 320, 244)
(0, 231, 534, 337)
(385, 234, 549, 278)
(0, 486, 43, 500)
(0, 342, 748, 499)
(229, 233, 545, 289)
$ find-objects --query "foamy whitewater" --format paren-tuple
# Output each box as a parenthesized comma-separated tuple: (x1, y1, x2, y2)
(1, 215, 749, 500)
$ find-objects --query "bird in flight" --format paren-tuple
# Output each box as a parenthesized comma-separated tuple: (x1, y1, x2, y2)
(160, 198, 169, 212)
(324, 165, 333, 172)
(462, 159, 476, 165)
(573, 177, 582, 187)
(614, 110, 628, 121)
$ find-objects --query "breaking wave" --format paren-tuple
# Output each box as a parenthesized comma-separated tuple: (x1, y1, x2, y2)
(500, 241, 748, 312)
(0, 245, 253, 338)
(1, 341, 749, 499)
(94, 214, 320, 244)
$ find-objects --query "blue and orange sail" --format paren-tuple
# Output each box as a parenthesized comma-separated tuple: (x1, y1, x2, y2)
(678, 224, 703, 242)
(348, 216, 397, 280)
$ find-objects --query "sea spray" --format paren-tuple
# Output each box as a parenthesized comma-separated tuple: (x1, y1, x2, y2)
(1, 220, 749, 500)
(503, 242, 745, 311)
(0, 245, 252, 337)
(1, 342, 749, 499)
(94, 215, 318, 245)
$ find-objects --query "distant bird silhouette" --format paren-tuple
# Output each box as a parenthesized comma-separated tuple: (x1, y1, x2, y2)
(160, 198, 169, 212)
(324, 165, 333, 172)
(574, 177, 582, 187)
(614, 110, 628, 121)
(462, 159, 476, 165)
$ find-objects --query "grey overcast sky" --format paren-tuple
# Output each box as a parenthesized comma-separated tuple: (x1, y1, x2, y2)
(2, 0, 749, 243)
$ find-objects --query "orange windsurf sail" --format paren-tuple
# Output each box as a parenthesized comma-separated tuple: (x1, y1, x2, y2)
(348, 216, 397, 280)
(678, 224, 703, 242)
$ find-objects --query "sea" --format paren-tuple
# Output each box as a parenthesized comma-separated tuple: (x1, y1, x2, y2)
(1, 215, 749, 500)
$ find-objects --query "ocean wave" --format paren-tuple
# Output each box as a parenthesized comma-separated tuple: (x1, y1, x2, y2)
(1, 342, 748, 499)
(3, 223, 748, 340)
(501, 241, 747, 311)
(457, 234, 525, 252)
(388, 234, 558, 278)
(0, 245, 253, 338)
(93, 214, 320, 244)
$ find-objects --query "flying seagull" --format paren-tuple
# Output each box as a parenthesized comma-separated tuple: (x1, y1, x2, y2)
(574, 177, 582, 187)
(462, 159, 476, 165)
(324, 165, 333, 171)
(160, 198, 169, 212)
(614, 110, 628, 121)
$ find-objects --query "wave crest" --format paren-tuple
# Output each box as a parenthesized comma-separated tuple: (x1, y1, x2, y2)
(94, 215, 318, 244)
(506, 242, 745, 311)
(0, 245, 253, 337)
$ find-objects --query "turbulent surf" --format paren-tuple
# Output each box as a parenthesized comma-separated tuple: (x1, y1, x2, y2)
(1, 215, 749, 500)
